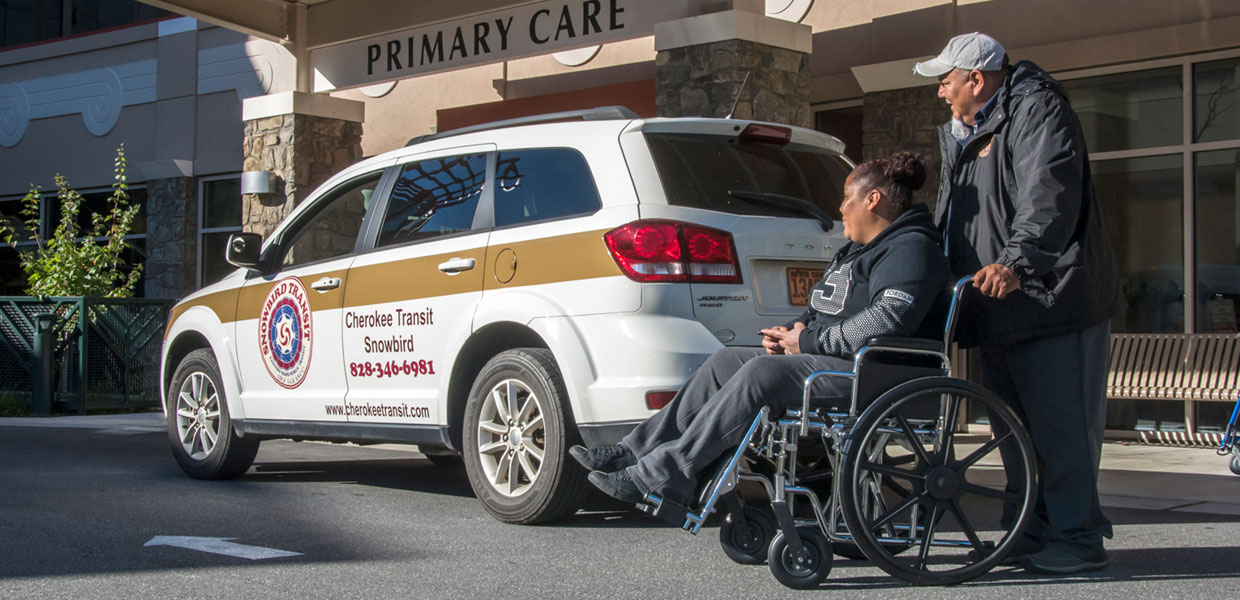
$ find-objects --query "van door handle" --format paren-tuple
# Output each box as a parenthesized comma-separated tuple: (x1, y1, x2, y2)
(438, 257, 476, 274)
(310, 276, 342, 292)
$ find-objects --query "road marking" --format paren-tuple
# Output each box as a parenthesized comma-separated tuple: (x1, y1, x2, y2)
(144, 536, 302, 560)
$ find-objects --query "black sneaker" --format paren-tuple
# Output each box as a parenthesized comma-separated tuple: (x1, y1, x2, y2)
(1022, 543, 1108, 575)
(969, 534, 1044, 566)
(587, 469, 646, 504)
(570, 444, 636, 472)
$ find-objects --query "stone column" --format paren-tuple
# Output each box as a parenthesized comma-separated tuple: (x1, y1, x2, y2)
(134, 160, 197, 300)
(653, 1, 812, 127)
(241, 92, 365, 237)
(862, 86, 951, 210)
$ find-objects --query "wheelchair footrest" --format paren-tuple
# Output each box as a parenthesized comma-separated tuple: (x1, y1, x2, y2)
(638, 495, 692, 529)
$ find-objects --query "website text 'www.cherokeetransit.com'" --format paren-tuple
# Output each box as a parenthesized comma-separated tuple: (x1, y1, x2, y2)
(325, 402, 432, 419)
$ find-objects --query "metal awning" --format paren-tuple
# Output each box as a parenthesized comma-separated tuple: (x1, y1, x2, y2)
(139, 0, 706, 91)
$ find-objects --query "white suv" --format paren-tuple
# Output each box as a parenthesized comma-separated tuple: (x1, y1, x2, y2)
(161, 107, 852, 524)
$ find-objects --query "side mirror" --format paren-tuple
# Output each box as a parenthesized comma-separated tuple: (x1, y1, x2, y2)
(226, 232, 264, 270)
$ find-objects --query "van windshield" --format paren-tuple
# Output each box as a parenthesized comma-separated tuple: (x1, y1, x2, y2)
(644, 132, 853, 220)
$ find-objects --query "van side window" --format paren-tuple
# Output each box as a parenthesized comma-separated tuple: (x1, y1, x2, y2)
(281, 174, 380, 268)
(377, 153, 487, 247)
(494, 148, 601, 228)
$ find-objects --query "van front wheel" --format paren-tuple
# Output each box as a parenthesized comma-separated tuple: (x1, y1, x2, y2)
(167, 348, 258, 480)
(462, 348, 588, 524)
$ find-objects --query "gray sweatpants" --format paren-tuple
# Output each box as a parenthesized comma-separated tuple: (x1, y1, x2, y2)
(620, 347, 852, 503)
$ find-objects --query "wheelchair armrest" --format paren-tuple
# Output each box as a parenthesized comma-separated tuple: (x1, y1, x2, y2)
(864, 336, 944, 353)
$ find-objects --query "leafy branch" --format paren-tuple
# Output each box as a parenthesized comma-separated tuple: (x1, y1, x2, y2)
(0, 144, 143, 297)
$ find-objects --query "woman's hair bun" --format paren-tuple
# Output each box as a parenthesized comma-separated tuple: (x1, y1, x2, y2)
(882, 151, 926, 192)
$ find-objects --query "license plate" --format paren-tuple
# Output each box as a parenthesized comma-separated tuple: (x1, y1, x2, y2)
(787, 267, 825, 306)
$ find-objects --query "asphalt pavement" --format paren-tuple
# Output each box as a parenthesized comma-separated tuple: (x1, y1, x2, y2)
(1, 412, 1238, 599)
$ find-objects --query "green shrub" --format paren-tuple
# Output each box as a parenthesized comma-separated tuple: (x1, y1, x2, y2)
(0, 145, 142, 298)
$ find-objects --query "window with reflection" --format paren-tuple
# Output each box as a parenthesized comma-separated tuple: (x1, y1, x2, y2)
(1194, 58, 1240, 144)
(1093, 155, 1184, 333)
(378, 154, 486, 247)
(200, 178, 242, 285)
(1194, 149, 1239, 333)
(493, 149, 601, 228)
(281, 175, 378, 268)
(1064, 67, 1182, 152)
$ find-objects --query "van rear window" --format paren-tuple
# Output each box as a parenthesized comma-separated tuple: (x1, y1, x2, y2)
(645, 132, 852, 220)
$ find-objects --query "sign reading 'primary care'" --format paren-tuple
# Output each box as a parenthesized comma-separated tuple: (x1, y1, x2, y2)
(311, 0, 697, 91)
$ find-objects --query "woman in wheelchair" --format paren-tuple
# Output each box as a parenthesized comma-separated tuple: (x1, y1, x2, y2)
(575, 153, 1041, 589)
(575, 151, 949, 506)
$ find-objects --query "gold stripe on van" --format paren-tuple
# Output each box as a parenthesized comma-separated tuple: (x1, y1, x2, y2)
(236, 269, 350, 321)
(343, 248, 490, 306)
(482, 229, 620, 290)
(165, 288, 239, 339)
(166, 229, 623, 331)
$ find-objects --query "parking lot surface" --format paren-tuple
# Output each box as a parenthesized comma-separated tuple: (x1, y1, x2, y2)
(1, 413, 1238, 599)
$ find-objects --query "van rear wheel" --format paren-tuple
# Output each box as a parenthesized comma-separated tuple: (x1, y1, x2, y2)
(462, 348, 588, 524)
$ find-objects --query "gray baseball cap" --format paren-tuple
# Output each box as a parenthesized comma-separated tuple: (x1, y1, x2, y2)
(913, 32, 1007, 77)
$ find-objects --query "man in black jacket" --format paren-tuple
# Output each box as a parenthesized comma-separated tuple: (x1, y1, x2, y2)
(915, 32, 1123, 575)
(575, 153, 950, 510)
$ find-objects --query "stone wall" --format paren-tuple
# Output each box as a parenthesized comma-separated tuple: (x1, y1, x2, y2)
(144, 176, 196, 299)
(242, 114, 364, 237)
(656, 39, 810, 128)
(862, 85, 951, 211)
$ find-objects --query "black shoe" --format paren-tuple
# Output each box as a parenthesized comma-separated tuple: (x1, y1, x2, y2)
(587, 469, 646, 504)
(570, 444, 636, 472)
(1022, 543, 1108, 575)
(970, 534, 1045, 566)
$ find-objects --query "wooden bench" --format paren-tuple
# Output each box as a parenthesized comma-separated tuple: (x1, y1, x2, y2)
(1107, 333, 1239, 403)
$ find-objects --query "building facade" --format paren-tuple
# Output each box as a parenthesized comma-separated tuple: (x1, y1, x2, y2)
(1, 0, 1237, 438)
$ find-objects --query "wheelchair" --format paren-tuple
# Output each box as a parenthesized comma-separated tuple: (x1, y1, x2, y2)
(635, 277, 1039, 589)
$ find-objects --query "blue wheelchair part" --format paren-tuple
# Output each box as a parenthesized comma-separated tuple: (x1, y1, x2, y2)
(1219, 395, 1240, 476)
(632, 276, 1040, 588)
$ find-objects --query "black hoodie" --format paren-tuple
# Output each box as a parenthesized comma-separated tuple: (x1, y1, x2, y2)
(936, 60, 1123, 347)
(787, 204, 950, 357)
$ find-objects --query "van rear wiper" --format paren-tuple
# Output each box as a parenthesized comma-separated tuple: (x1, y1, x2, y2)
(727, 190, 835, 232)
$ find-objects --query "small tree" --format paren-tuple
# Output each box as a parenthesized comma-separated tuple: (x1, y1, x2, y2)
(0, 145, 142, 298)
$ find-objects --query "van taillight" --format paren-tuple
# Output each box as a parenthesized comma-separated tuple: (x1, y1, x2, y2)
(646, 391, 677, 410)
(739, 123, 792, 145)
(604, 221, 741, 284)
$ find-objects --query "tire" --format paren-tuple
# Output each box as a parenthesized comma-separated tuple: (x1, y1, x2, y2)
(839, 377, 1037, 586)
(1230, 448, 1240, 476)
(767, 526, 833, 589)
(719, 507, 777, 565)
(462, 348, 588, 524)
(166, 348, 259, 480)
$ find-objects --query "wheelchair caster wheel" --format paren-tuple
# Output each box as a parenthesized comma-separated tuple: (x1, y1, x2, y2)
(719, 507, 776, 565)
(1230, 449, 1240, 476)
(767, 526, 832, 589)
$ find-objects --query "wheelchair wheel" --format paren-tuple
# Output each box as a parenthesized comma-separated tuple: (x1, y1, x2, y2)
(839, 377, 1037, 586)
(719, 507, 777, 565)
(1230, 448, 1240, 476)
(767, 526, 833, 589)
(833, 434, 914, 560)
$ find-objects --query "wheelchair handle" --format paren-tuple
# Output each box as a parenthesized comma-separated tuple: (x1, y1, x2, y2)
(943, 275, 974, 350)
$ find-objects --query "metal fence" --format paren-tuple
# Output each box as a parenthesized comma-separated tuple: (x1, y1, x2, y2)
(0, 297, 172, 413)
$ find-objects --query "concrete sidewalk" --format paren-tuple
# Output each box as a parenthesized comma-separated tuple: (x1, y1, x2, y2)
(2, 411, 1238, 516)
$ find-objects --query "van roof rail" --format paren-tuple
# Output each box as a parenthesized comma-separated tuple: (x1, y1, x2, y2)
(406, 105, 639, 146)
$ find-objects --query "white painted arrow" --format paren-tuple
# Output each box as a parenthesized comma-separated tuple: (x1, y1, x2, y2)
(144, 536, 302, 560)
